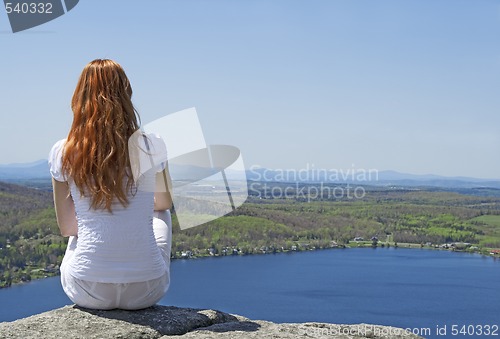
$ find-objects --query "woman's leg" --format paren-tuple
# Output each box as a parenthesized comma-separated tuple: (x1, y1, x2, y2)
(116, 273, 169, 310)
(60, 236, 119, 309)
(153, 210, 172, 266)
(60, 236, 80, 303)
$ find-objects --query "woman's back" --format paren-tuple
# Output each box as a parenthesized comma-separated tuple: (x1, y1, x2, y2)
(50, 138, 167, 283)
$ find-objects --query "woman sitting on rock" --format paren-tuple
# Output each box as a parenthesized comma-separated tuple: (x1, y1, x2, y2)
(48, 59, 172, 310)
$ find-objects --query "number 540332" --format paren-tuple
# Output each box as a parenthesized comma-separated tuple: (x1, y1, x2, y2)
(5, 2, 53, 14)
(451, 325, 499, 336)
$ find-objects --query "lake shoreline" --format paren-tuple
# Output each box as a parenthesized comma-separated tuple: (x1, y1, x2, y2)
(2, 242, 498, 289)
(174, 239, 500, 261)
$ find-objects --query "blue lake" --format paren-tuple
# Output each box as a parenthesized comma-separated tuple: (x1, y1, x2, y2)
(1, 248, 499, 338)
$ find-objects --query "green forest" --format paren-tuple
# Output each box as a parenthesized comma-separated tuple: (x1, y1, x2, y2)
(1, 180, 500, 288)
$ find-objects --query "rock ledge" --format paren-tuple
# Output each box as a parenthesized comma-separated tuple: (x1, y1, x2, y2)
(0, 305, 422, 338)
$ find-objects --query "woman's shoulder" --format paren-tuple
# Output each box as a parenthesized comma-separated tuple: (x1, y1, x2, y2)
(50, 138, 67, 152)
(139, 132, 166, 149)
(48, 138, 67, 182)
(129, 131, 167, 166)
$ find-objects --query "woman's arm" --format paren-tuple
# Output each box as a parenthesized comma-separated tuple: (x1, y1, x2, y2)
(154, 164, 173, 211)
(52, 178, 78, 237)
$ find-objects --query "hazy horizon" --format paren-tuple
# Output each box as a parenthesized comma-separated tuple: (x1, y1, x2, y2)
(1, 157, 499, 181)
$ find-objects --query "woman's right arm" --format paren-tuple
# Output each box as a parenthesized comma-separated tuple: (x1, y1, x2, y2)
(52, 178, 78, 237)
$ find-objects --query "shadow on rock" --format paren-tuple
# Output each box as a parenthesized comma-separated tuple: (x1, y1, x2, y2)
(76, 304, 261, 335)
(196, 320, 261, 333)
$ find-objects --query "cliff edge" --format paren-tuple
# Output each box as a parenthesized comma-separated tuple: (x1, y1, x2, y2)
(0, 305, 422, 338)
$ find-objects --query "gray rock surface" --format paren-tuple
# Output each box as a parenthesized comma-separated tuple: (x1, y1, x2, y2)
(0, 305, 423, 339)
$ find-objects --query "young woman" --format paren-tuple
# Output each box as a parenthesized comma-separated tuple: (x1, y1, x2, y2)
(49, 59, 172, 310)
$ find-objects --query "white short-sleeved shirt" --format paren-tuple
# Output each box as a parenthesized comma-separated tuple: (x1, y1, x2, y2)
(48, 135, 168, 283)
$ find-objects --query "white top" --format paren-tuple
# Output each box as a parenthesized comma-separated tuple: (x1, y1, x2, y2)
(48, 136, 167, 283)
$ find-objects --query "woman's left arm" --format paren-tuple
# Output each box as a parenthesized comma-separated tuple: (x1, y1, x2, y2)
(52, 178, 78, 237)
(154, 164, 173, 211)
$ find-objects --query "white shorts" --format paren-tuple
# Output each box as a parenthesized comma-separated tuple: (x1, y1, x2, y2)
(60, 211, 172, 310)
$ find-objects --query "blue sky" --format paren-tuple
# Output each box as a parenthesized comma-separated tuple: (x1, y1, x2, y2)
(1, 0, 499, 179)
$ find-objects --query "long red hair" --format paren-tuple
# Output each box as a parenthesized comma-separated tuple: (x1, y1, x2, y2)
(62, 59, 140, 211)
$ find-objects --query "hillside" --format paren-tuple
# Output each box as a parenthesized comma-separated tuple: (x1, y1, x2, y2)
(1, 179, 500, 287)
(0, 181, 62, 287)
(0, 181, 54, 229)
(175, 184, 500, 257)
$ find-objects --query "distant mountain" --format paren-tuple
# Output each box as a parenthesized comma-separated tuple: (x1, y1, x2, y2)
(374, 170, 500, 189)
(246, 167, 500, 189)
(0, 160, 50, 180)
(376, 170, 497, 183)
(0, 160, 247, 184)
(1, 160, 499, 190)
(0, 159, 47, 169)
